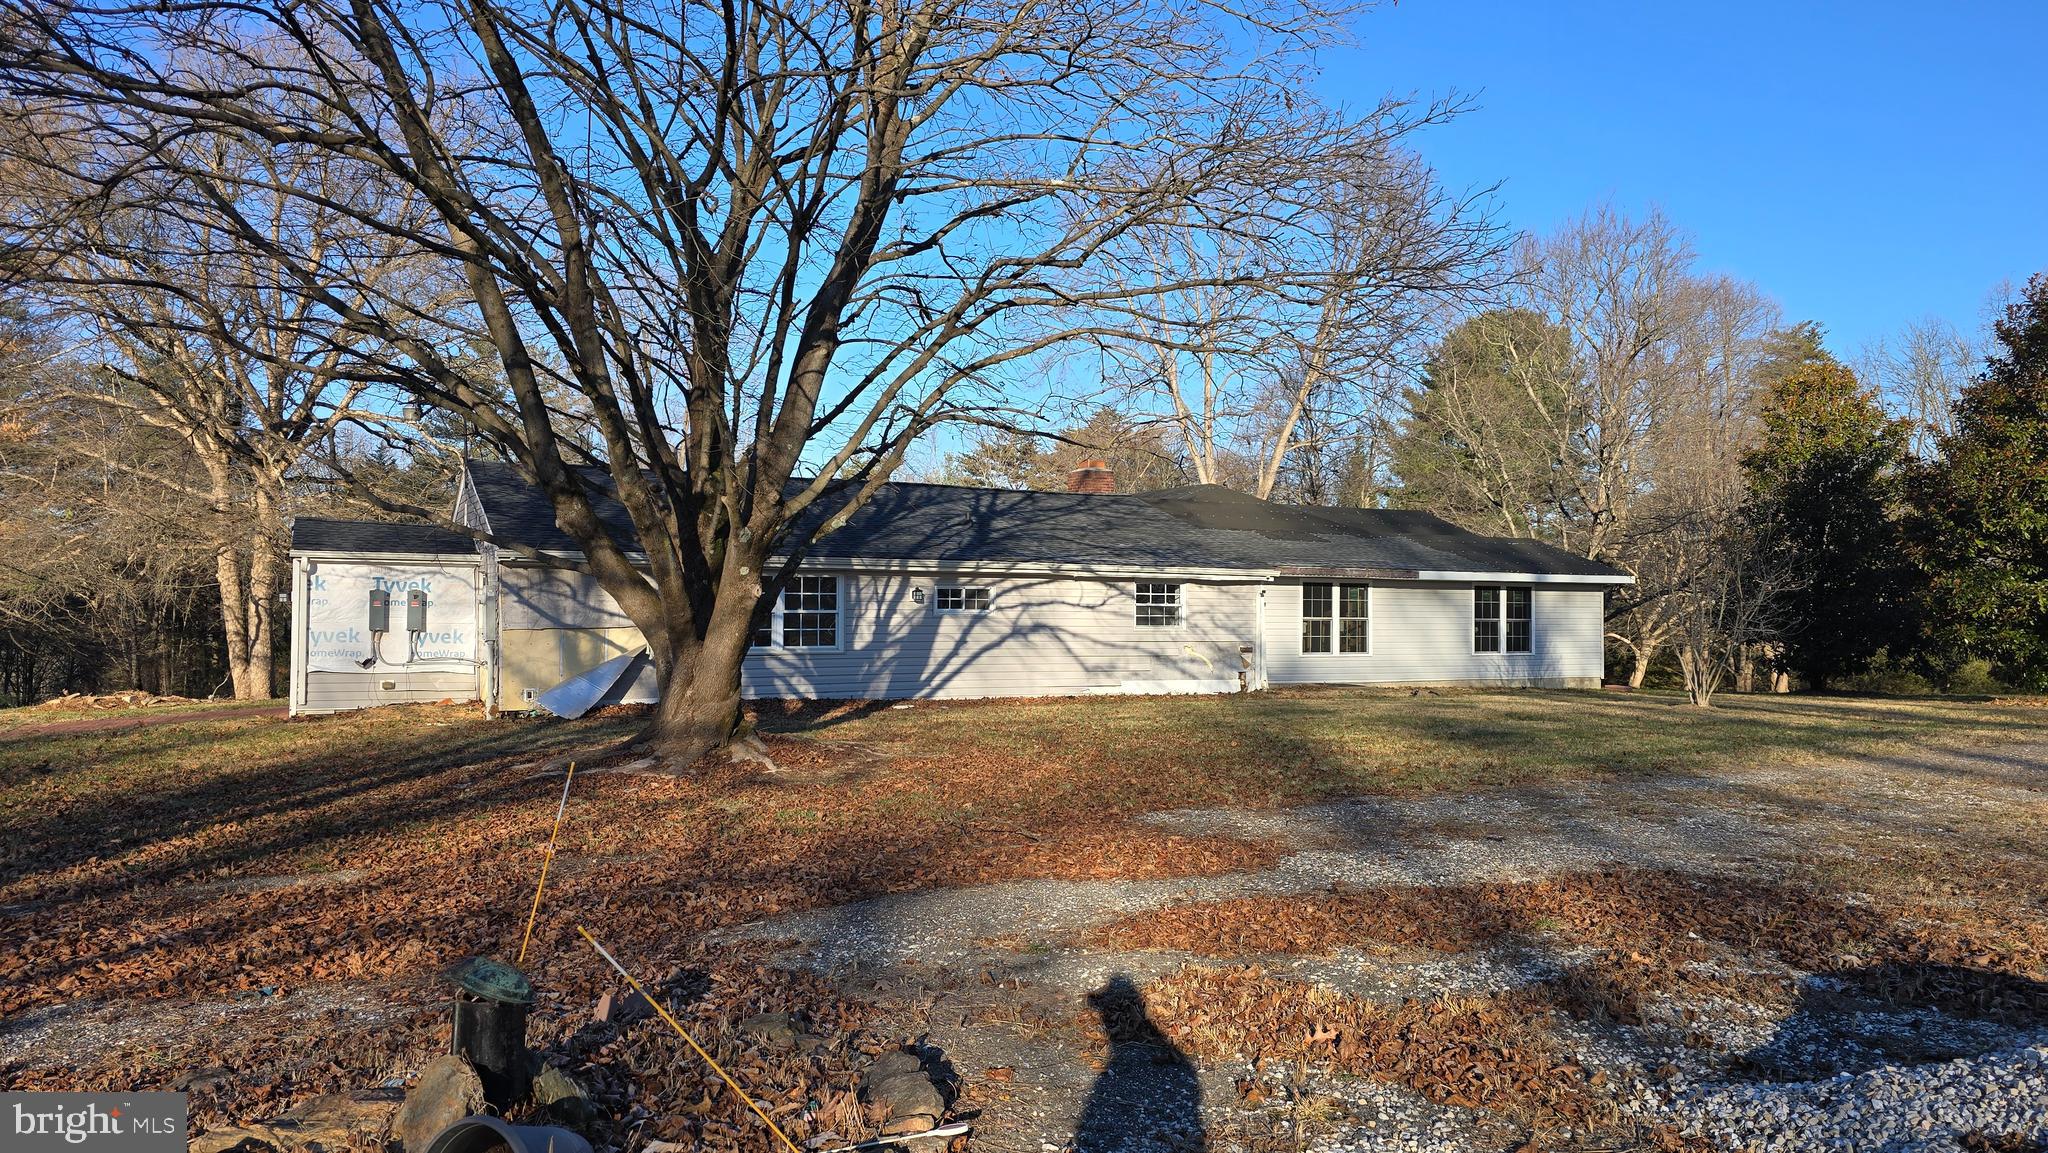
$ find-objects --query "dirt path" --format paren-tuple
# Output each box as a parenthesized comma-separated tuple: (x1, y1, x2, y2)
(0, 702, 288, 740)
(731, 741, 2048, 1153)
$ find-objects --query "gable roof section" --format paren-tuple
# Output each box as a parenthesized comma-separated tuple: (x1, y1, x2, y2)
(462, 460, 644, 555)
(290, 517, 480, 558)
(458, 459, 1625, 581)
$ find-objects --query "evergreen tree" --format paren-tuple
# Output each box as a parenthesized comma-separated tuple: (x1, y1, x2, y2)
(1911, 274, 2048, 689)
(1741, 346, 1913, 690)
(1389, 308, 1576, 539)
(940, 408, 1188, 492)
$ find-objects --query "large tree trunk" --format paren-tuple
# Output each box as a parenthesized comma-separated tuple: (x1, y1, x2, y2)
(212, 542, 273, 700)
(641, 578, 761, 766)
(1628, 642, 1655, 689)
(204, 458, 284, 700)
(240, 483, 283, 698)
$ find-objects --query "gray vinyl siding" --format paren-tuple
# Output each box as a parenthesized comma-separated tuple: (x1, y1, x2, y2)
(1261, 580, 1605, 688)
(496, 565, 1261, 701)
(300, 668, 481, 711)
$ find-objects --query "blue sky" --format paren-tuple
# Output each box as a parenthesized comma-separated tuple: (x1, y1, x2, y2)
(1329, 0, 2047, 356)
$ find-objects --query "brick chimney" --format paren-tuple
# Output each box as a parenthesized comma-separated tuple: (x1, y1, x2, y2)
(1066, 459, 1115, 494)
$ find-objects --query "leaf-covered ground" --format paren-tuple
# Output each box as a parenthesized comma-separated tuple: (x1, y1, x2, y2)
(0, 688, 2043, 1152)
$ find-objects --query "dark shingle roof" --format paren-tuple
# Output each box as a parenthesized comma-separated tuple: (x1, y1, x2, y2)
(464, 460, 642, 555)
(459, 459, 1624, 579)
(290, 517, 479, 557)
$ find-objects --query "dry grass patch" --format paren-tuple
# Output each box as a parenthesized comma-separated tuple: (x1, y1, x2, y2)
(1109, 964, 1709, 1152)
(1097, 868, 2048, 1034)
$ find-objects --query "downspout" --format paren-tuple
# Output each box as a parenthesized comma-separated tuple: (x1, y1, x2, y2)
(482, 547, 502, 718)
(1253, 585, 1269, 692)
(288, 555, 309, 716)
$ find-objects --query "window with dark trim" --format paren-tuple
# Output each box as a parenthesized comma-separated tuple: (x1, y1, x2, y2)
(1301, 583, 1333, 653)
(1474, 586, 1532, 654)
(1135, 582, 1182, 627)
(753, 574, 841, 649)
(936, 586, 990, 613)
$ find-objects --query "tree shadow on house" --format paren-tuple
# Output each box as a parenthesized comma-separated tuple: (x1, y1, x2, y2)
(1075, 973, 1206, 1153)
(1734, 962, 2048, 1081)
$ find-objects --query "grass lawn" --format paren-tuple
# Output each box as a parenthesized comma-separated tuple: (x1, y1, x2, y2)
(765, 685, 2048, 799)
(0, 687, 2041, 1150)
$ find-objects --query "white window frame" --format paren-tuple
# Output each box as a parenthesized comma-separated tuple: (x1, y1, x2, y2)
(1301, 582, 1333, 654)
(1504, 585, 1532, 654)
(753, 574, 844, 651)
(1301, 583, 1370, 655)
(1134, 582, 1184, 628)
(934, 585, 991, 614)
(1337, 583, 1371, 654)
(1473, 585, 1532, 655)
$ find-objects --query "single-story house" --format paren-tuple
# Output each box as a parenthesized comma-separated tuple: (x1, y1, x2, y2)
(286, 459, 1631, 716)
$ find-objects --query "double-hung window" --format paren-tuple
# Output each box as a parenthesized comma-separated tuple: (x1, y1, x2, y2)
(1473, 586, 1532, 654)
(935, 586, 991, 613)
(1134, 582, 1183, 627)
(1301, 583, 1370, 654)
(752, 574, 841, 649)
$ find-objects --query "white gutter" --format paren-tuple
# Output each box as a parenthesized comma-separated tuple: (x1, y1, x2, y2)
(493, 551, 1632, 585)
(495, 552, 1271, 582)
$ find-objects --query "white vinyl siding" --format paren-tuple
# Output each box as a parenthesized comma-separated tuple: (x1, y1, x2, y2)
(300, 668, 481, 712)
(1264, 580, 1602, 688)
(487, 566, 1259, 703)
(475, 567, 1606, 708)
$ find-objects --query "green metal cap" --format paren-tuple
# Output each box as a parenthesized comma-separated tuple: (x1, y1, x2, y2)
(453, 957, 534, 1005)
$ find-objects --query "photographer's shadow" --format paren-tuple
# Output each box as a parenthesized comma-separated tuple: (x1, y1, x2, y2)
(1073, 973, 1207, 1153)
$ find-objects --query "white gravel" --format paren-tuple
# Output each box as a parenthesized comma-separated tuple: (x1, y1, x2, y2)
(1660, 1043, 2048, 1152)
(728, 741, 2048, 1153)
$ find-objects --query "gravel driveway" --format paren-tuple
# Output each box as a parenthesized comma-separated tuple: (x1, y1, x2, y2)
(730, 741, 2048, 1153)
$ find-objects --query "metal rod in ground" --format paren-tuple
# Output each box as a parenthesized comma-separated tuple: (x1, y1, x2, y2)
(576, 925, 806, 1153)
(517, 761, 575, 965)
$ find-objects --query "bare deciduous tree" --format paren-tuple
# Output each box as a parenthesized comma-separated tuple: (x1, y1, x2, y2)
(1392, 207, 1783, 686)
(1667, 508, 1802, 707)
(1, 0, 1387, 760)
(11, 138, 429, 698)
(1860, 316, 1977, 459)
(1089, 117, 1506, 499)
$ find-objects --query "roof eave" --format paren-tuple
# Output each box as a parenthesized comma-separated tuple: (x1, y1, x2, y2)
(1410, 569, 1633, 585)
(291, 548, 483, 564)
